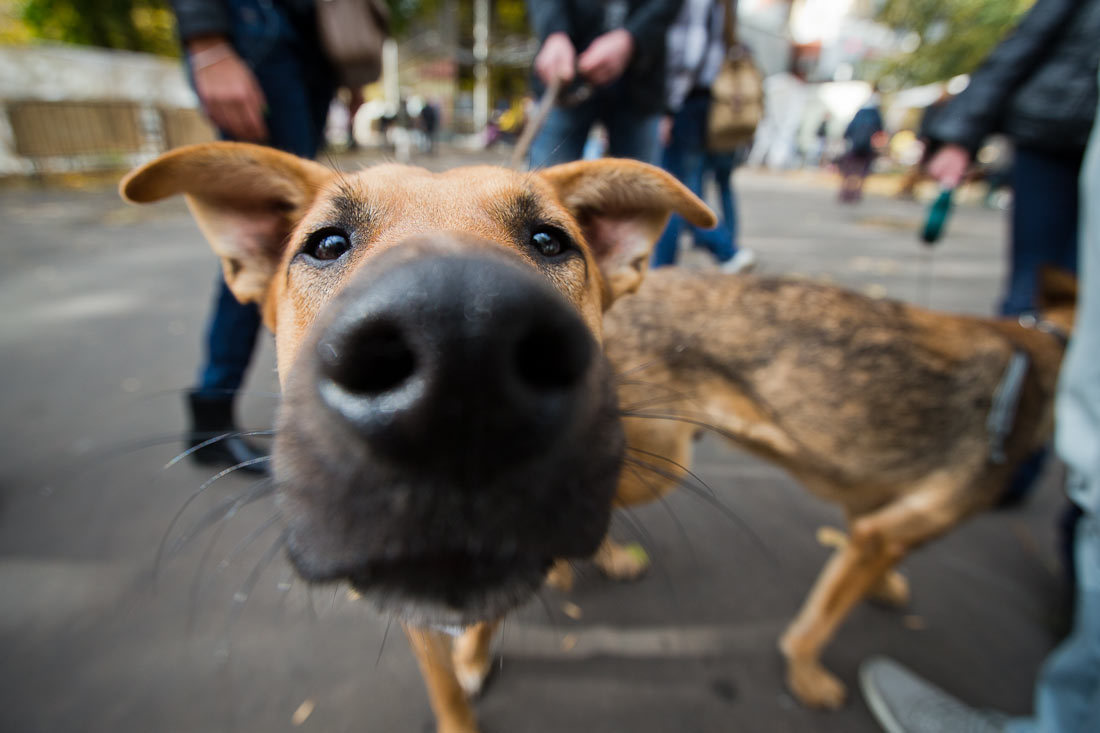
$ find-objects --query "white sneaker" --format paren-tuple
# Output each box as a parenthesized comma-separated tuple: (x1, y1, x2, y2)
(720, 248, 757, 273)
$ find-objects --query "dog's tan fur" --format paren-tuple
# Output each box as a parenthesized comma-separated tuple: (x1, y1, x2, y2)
(120, 142, 714, 733)
(596, 267, 1075, 708)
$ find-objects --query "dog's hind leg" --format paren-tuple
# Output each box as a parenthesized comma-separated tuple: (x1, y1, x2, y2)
(453, 620, 500, 698)
(779, 478, 980, 709)
(404, 625, 479, 733)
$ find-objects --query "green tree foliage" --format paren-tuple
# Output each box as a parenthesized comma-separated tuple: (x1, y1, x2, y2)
(19, 0, 178, 54)
(874, 0, 1034, 86)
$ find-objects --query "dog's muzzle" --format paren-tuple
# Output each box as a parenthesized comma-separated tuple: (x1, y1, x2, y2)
(274, 239, 623, 625)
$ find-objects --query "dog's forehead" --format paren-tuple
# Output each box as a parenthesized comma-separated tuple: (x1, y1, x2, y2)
(313, 163, 569, 227)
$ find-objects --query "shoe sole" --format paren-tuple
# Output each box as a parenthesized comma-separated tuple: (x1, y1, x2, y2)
(859, 660, 907, 733)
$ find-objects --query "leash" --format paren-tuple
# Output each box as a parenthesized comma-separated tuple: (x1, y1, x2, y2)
(915, 187, 954, 307)
(510, 77, 562, 170)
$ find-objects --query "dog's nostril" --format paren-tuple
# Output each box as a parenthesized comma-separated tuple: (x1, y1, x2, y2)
(322, 322, 417, 396)
(514, 321, 591, 391)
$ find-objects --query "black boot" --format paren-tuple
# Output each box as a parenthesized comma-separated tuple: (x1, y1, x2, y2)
(185, 391, 269, 474)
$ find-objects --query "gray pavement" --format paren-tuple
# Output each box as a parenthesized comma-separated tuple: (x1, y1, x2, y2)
(0, 149, 1068, 732)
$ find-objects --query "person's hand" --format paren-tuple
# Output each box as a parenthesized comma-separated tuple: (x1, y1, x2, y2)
(658, 115, 673, 147)
(189, 37, 268, 142)
(577, 29, 634, 86)
(927, 143, 971, 189)
(534, 32, 576, 86)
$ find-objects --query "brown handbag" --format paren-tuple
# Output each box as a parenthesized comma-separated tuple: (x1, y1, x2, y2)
(707, 0, 764, 152)
(315, 0, 391, 88)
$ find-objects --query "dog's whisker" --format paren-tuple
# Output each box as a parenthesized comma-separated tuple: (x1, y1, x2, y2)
(622, 462, 699, 568)
(226, 525, 288, 629)
(214, 510, 284, 574)
(376, 616, 393, 668)
(186, 507, 235, 633)
(614, 507, 679, 604)
(613, 358, 662, 380)
(626, 446, 717, 499)
(531, 587, 560, 632)
(623, 455, 774, 564)
(163, 430, 277, 470)
(157, 477, 275, 575)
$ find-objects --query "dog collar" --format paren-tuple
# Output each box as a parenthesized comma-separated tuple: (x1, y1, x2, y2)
(1017, 314, 1069, 347)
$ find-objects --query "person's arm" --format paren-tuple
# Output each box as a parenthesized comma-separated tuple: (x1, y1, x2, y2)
(623, 0, 685, 52)
(924, 0, 1080, 152)
(524, 0, 571, 41)
(169, 0, 268, 141)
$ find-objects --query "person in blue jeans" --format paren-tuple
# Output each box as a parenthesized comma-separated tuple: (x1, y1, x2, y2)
(650, 0, 755, 271)
(923, 0, 1098, 509)
(170, 0, 336, 471)
(524, 0, 682, 167)
(860, 61, 1100, 733)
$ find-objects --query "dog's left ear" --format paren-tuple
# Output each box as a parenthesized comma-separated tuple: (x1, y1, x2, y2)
(539, 158, 716, 304)
(120, 142, 333, 305)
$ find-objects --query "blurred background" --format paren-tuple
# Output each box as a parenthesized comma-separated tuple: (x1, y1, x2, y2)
(0, 1, 1081, 732)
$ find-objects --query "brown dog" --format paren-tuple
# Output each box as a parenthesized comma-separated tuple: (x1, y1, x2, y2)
(598, 266, 1075, 709)
(120, 142, 714, 733)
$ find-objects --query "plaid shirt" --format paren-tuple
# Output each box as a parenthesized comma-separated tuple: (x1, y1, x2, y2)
(664, 0, 728, 113)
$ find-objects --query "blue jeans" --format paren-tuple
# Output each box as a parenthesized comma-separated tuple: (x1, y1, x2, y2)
(528, 79, 661, 168)
(1005, 70, 1100, 733)
(1002, 147, 1081, 316)
(195, 0, 335, 397)
(652, 94, 736, 267)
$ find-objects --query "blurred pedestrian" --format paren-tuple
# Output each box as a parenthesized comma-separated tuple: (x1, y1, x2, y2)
(923, 0, 1098, 317)
(525, 0, 683, 167)
(170, 0, 337, 471)
(813, 112, 830, 166)
(651, 0, 754, 272)
(419, 100, 439, 154)
(838, 84, 884, 203)
(861, 59, 1100, 733)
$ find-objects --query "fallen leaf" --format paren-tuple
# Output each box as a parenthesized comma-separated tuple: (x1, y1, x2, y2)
(561, 601, 583, 620)
(902, 615, 926, 631)
(816, 526, 848, 549)
(291, 699, 315, 726)
(561, 634, 578, 652)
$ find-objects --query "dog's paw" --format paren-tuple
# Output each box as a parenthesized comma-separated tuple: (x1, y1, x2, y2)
(869, 570, 910, 608)
(595, 541, 650, 581)
(787, 659, 847, 710)
(454, 655, 493, 698)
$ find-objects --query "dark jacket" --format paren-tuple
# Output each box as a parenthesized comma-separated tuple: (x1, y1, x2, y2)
(170, 0, 315, 41)
(925, 0, 1100, 154)
(525, 0, 684, 115)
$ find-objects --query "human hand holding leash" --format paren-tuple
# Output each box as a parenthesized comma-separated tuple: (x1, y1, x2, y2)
(927, 143, 970, 189)
(534, 32, 576, 86)
(576, 29, 634, 86)
(189, 36, 269, 142)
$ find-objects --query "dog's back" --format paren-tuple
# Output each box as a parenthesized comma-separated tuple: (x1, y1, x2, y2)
(606, 269, 1067, 513)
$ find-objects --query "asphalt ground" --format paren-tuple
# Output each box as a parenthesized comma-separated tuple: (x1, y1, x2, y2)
(0, 147, 1068, 732)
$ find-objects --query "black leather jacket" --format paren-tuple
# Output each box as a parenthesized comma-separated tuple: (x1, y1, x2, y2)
(525, 0, 684, 115)
(926, 0, 1100, 155)
(170, 0, 315, 41)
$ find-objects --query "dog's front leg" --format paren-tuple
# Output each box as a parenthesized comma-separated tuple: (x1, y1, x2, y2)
(452, 620, 500, 698)
(404, 624, 479, 733)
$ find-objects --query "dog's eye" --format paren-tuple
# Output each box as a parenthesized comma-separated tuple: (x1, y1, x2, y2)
(303, 230, 351, 262)
(531, 228, 569, 259)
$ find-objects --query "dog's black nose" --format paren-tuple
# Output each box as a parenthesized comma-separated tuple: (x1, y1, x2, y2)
(316, 253, 595, 475)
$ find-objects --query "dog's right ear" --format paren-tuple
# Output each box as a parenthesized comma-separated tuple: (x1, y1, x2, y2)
(120, 142, 333, 305)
